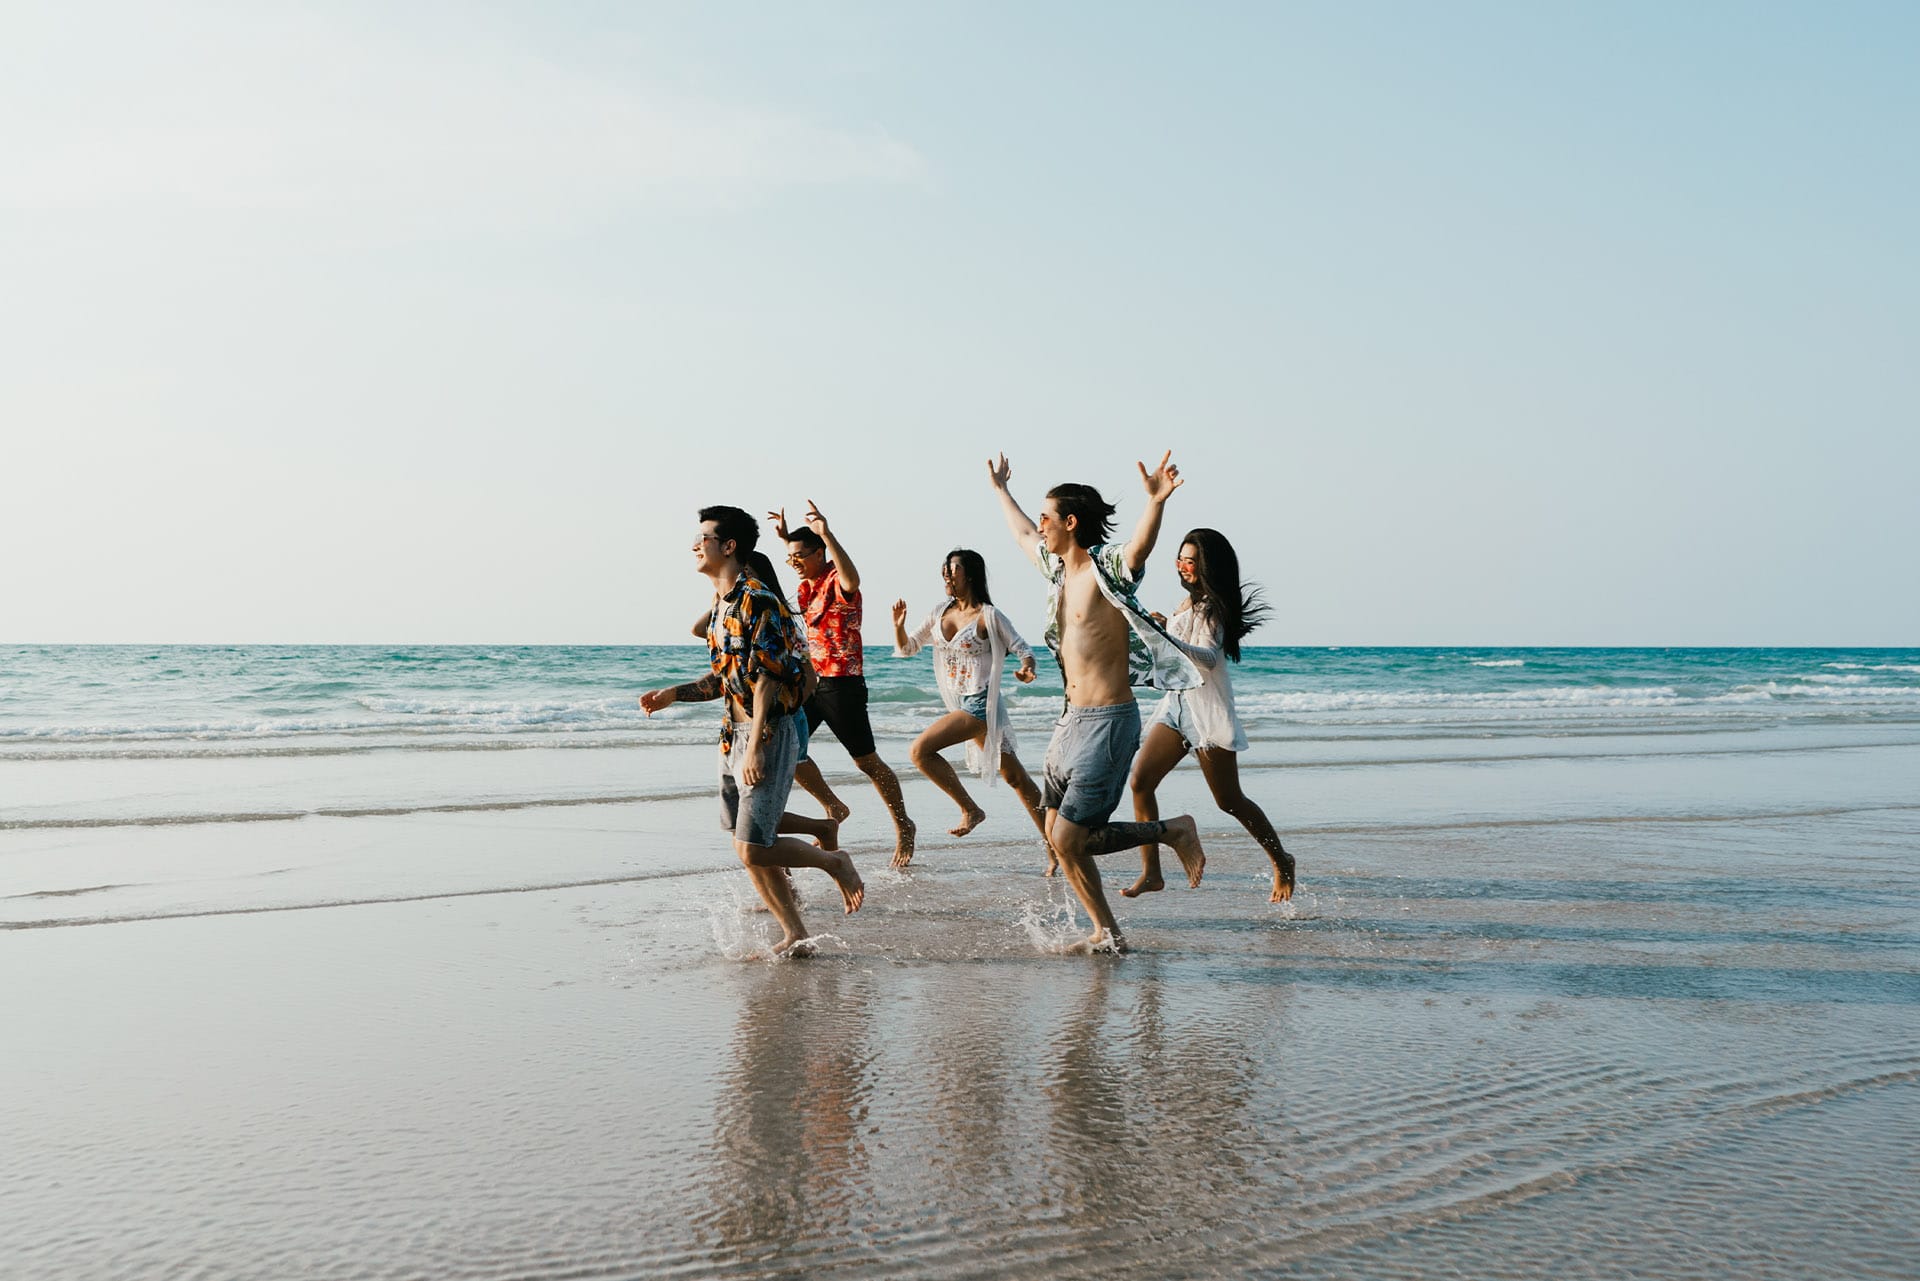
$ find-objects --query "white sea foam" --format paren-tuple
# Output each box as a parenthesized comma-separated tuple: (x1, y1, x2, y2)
(1470, 659, 1525, 667)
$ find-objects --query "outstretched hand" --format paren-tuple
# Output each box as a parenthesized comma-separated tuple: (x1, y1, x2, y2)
(986, 453, 1012, 491)
(765, 508, 791, 540)
(891, 598, 908, 626)
(639, 688, 674, 716)
(1139, 451, 1183, 503)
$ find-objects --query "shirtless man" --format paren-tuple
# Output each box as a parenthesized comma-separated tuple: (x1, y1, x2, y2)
(769, 501, 919, 869)
(638, 505, 863, 957)
(988, 453, 1208, 953)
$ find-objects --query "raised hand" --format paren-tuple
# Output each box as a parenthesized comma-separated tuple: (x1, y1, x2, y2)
(765, 508, 791, 540)
(803, 500, 829, 538)
(987, 453, 1012, 490)
(891, 598, 909, 626)
(1138, 451, 1183, 503)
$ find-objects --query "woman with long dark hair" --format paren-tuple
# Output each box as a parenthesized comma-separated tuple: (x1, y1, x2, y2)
(1124, 528, 1296, 902)
(892, 549, 1054, 868)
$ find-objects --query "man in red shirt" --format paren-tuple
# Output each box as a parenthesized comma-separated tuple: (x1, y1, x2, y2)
(771, 501, 919, 868)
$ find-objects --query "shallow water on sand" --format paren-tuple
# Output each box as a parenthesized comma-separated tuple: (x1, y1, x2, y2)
(4, 649, 1919, 1278)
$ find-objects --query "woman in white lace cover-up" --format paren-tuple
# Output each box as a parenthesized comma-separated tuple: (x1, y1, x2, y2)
(893, 549, 1054, 867)
(1125, 528, 1297, 903)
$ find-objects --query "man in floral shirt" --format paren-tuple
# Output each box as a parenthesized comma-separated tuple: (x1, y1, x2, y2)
(640, 505, 863, 956)
(771, 501, 919, 869)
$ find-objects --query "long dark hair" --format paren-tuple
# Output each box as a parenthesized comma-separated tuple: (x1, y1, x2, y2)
(944, 548, 992, 606)
(1180, 528, 1268, 662)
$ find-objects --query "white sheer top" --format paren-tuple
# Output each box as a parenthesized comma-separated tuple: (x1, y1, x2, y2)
(1153, 601, 1248, 752)
(895, 600, 1034, 781)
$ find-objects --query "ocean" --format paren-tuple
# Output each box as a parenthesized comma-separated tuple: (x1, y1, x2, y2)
(5, 645, 1918, 1278)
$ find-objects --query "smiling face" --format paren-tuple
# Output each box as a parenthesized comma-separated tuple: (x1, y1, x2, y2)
(941, 554, 968, 599)
(1037, 498, 1077, 557)
(1174, 542, 1201, 589)
(692, 521, 731, 576)
(786, 539, 827, 582)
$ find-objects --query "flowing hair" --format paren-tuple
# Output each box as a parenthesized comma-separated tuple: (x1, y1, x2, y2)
(944, 548, 992, 606)
(1180, 528, 1269, 662)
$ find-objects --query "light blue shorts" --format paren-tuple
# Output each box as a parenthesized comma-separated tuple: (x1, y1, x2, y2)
(718, 713, 800, 847)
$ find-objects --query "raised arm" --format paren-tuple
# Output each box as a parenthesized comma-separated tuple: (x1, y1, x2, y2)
(803, 501, 860, 595)
(893, 599, 934, 657)
(987, 453, 1042, 565)
(1121, 450, 1184, 576)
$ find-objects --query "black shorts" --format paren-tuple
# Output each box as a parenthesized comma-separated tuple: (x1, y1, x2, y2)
(802, 675, 877, 760)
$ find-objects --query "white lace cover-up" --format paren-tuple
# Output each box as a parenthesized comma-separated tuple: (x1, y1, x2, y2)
(1147, 601, 1249, 752)
(895, 599, 1034, 782)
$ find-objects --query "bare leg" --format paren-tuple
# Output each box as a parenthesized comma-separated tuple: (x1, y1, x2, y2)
(1196, 748, 1295, 902)
(777, 810, 840, 851)
(853, 752, 918, 869)
(742, 864, 814, 955)
(793, 757, 851, 823)
(998, 749, 1058, 874)
(909, 710, 994, 836)
(1123, 724, 1189, 897)
(737, 836, 865, 915)
(1046, 812, 1127, 954)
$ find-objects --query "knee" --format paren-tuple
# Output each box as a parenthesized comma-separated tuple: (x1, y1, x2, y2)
(909, 743, 936, 770)
(856, 754, 892, 780)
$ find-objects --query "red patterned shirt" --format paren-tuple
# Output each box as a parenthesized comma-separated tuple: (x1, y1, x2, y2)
(795, 566, 863, 677)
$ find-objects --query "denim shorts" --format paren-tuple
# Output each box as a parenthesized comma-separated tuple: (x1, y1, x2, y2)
(1041, 701, 1141, 827)
(718, 712, 800, 847)
(959, 691, 989, 722)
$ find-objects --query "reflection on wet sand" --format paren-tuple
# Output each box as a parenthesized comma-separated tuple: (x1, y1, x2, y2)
(692, 958, 1286, 1273)
(692, 966, 879, 1269)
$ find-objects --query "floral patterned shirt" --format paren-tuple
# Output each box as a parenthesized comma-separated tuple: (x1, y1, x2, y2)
(795, 566, 863, 678)
(1032, 539, 1201, 692)
(707, 573, 809, 736)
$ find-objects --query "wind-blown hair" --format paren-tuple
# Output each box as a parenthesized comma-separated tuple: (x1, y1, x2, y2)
(700, 504, 790, 603)
(1180, 527, 1269, 662)
(1045, 483, 1116, 548)
(944, 548, 992, 607)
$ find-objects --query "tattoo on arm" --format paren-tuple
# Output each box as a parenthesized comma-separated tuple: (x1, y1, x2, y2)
(671, 674, 723, 703)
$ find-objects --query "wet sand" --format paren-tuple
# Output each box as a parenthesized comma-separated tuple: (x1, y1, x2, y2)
(5, 731, 1919, 1279)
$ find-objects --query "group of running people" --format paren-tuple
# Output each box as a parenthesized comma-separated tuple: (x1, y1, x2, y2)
(638, 451, 1297, 956)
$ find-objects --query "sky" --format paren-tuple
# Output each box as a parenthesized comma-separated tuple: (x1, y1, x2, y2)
(4, 0, 1916, 645)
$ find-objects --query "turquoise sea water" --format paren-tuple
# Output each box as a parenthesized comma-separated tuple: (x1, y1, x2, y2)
(5, 644, 1919, 759)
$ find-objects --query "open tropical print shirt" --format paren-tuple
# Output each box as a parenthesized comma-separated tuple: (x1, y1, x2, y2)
(1030, 539, 1202, 692)
(705, 572, 809, 751)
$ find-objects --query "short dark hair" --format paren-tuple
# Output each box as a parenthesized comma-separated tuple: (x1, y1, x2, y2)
(786, 528, 826, 555)
(698, 505, 757, 559)
(1045, 483, 1116, 548)
(943, 548, 991, 606)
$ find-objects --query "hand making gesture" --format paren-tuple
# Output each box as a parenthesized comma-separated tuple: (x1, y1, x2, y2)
(1138, 450, 1184, 504)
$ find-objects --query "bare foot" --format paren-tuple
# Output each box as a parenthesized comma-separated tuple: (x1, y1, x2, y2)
(1120, 869, 1164, 898)
(774, 934, 818, 958)
(1166, 816, 1206, 888)
(950, 806, 987, 837)
(1043, 852, 1061, 877)
(826, 850, 865, 914)
(826, 798, 852, 823)
(813, 817, 841, 852)
(1270, 849, 1296, 903)
(891, 819, 917, 870)
(1062, 928, 1129, 955)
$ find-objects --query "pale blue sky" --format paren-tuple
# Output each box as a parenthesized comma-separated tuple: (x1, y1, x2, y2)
(4, 1, 1915, 644)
